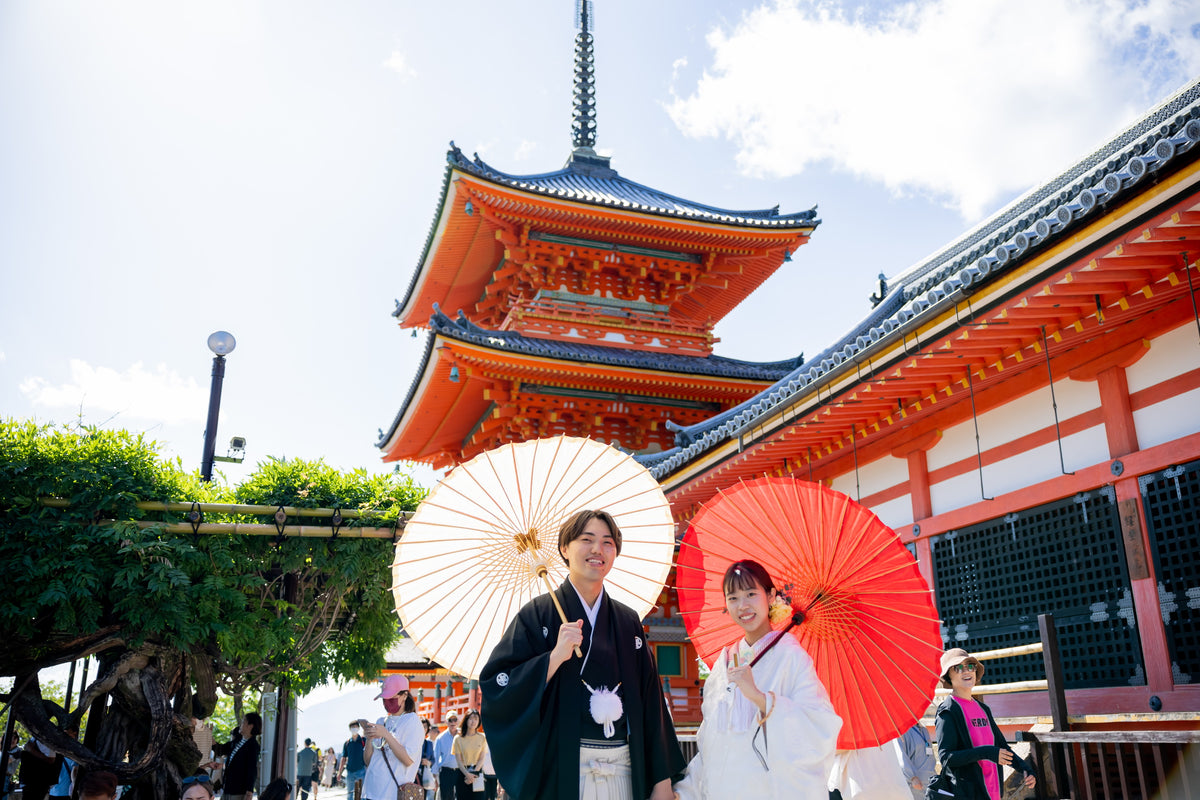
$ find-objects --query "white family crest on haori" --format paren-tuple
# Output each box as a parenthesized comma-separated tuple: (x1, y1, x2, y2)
(390, 435, 676, 679)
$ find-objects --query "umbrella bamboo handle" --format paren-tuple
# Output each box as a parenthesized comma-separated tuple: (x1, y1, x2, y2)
(541, 573, 583, 658)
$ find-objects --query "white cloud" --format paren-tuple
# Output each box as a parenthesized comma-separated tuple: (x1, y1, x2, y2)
(514, 139, 538, 161)
(383, 49, 417, 80)
(668, 0, 1200, 219)
(20, 359, 205, 425)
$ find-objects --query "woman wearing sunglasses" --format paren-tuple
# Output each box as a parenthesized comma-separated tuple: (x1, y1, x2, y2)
(673, 560, 842, 800)
(934, 649, 1036, 799)
(181, 773, 215, 800)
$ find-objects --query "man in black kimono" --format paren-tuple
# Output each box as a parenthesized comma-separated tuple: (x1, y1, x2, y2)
(481, 509, 684, 800)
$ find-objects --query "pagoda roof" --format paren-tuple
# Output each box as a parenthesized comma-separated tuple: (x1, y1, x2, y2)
(643, 77, 1200, 481)
(392, 145, 819, 330)
(447, 145, 819, 229)
(376, 306, 805, 455)
(428, 306, 803, 379)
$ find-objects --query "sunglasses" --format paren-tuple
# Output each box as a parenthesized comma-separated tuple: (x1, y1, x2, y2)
(182, 776, 211, 786)
(951, 663, 979, 673)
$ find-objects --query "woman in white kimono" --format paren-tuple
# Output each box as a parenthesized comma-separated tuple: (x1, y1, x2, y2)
(673, 560, 842, 800)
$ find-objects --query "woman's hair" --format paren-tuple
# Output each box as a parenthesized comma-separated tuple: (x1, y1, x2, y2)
(243, 712, 263, 738)
(459, 710, 481, 738)
(383, 692, 417, 715)
(77, 770, 118, 799)
(180, 774, 215, 800)
(722, 559, 776, 597)
(259, 777, 292, 800)
(557, 509, 622, 563)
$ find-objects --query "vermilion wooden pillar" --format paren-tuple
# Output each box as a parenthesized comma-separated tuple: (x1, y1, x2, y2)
(894, 430, 942, 597)
(1070, 342, 1172, 692)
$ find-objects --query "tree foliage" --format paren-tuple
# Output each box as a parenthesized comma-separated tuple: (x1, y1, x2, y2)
(0, 419, 426, 797)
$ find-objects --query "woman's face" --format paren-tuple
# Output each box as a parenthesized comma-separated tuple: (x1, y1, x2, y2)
(182, 785, 212, 800)
(465, 713, 480, 733)
(948, 661, 980, 693)
(725, 579, 774, 638)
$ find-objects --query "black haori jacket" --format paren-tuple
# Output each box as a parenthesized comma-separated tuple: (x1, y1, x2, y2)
(480, 579, 685, 800)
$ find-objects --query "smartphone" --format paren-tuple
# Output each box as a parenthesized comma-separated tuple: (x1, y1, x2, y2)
(356, 719, 371, 730)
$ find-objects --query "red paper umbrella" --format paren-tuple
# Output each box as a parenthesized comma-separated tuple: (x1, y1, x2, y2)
(677, 476, 942, 749)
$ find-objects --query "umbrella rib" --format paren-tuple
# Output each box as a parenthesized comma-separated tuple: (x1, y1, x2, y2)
(402, 538, 533, 676)
(526, 436, 566, 539)
(422, 480, 523, 536)
(556, 464, 658, 520)
(443, 548, 529, 679)
(535, 437, 596, 527)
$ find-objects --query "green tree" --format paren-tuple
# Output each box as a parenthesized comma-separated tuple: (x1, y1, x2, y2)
(0, 420, 426, 800)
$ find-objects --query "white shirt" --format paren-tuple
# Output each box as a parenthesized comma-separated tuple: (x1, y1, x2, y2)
(362, 712, 424, 800)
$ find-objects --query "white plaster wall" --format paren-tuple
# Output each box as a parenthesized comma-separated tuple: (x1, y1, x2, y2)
(1133, 387, 1200, 450)
(1125, 324, 1199, 392)
(929, 471, 984, 514)
(1123, 324, 1200, 449)
(869, 494, 914, 530)
(929, 426, 1110, 514)
(829, 453, 907, 502)
(927, 378, 1101, 472)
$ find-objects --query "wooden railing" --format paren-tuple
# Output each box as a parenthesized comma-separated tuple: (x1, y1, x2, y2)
(1018, 730, 1200, 800)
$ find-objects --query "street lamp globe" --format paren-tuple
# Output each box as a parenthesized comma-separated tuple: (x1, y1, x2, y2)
(207, 330, 237, 356)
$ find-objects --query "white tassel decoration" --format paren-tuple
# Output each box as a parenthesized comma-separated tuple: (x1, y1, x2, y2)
(586, 684, 624, 738)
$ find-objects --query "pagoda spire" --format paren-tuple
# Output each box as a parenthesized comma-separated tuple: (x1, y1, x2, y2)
(571, 0, 597, 151)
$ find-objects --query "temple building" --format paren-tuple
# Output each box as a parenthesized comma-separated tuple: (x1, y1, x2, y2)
(646, 80, 1200, 742)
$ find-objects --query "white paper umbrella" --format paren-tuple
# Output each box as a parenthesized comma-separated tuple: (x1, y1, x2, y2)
(391, 435, 676, 680)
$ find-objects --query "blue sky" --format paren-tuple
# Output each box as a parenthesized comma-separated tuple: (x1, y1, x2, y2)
(2, 0, 1198, 489)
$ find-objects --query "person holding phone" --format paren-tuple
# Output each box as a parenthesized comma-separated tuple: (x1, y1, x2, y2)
(361, 675, 424, 800)
(934, 649, 1036, 799)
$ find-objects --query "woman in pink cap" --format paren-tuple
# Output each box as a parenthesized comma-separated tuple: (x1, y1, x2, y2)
(362, 674, 425, 800)
(933, 649, 1036, 799)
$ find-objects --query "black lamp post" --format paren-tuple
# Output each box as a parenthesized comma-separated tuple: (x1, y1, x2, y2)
(200, 330, 236, 482)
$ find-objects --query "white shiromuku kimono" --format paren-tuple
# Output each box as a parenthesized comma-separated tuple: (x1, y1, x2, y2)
(674, 631, 843, 800)
(827, 741, 912, 800)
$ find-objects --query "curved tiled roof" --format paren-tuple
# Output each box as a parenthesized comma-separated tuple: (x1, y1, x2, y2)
(642, 78, 1200, 480)
(376, 307, 805, 451)
(394, 145, 819, 324)
(428, 306, 804, 379)
(448, 143, 819, 228)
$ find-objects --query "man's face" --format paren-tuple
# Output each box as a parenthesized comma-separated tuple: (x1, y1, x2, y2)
(445, 717, 457, 731)
(349, 726, 361, 739)
(560, 517, 617, 586)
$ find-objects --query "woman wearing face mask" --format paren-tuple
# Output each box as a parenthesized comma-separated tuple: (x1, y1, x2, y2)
(673, 560, 842, 800)
(362, 675, 424, 800)
(934, 650, 1036, 799)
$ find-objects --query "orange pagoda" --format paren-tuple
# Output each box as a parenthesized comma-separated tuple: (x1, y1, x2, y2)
(376, 6, 817, 470)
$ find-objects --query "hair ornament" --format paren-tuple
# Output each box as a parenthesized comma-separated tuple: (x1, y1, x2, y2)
(768, 596, 793, 625)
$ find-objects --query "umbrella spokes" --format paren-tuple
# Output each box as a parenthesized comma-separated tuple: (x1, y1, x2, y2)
(677, 476, 942, 749)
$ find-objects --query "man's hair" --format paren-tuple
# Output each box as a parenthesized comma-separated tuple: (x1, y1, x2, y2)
(557, 509, 622, 565)
(243, 712, 263, 738)
(77, 770, 118, 799)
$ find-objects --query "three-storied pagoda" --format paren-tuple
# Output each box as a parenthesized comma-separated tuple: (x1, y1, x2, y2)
(377, 2, 816, 469)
